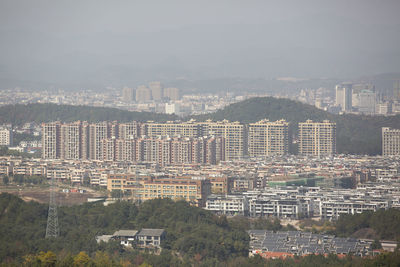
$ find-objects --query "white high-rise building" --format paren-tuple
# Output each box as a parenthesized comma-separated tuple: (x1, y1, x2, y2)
(335, 83, 352, 112)
(0, 128, 12, 146)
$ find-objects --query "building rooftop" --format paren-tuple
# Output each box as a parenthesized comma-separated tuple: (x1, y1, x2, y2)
(137, 228, 165, 236)
(112, 230, 138, 237)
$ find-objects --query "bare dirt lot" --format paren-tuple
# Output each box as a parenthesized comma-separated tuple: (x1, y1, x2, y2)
(0, 186, 105, 206)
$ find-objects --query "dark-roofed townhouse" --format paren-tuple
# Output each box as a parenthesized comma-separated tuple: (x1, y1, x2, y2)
(112, 230, 138, 246)
(137, 228, 166, 248)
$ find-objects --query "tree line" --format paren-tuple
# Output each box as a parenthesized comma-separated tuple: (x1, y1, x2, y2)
(1, 193, 400, 266)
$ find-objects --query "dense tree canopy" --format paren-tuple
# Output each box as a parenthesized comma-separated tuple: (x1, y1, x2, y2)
(334, 209, 400, 241)
(0, 193, 249, 265)
(1, 193, 400, 266)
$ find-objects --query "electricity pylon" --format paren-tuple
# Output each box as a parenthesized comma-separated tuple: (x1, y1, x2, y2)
(45, 177, 59, 238)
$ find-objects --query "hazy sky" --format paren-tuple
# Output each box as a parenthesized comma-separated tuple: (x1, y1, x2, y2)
(1, 0, 400, 88)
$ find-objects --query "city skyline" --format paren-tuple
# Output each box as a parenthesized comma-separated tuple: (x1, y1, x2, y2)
(2, 1, 400, 265)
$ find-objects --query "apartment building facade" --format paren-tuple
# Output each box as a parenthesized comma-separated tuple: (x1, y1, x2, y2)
(382, 127, 400, 156)
(42, 122, 61, 159)
(0, 128, 12, 146)
(248, 119, 289, 157)
(299, 120, 336, 156)
(107, 174, 211, 207)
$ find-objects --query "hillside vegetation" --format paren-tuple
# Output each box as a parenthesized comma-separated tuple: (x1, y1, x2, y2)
(195, 97, 400, 155)
(0, 193, 249, 265)
(1, 194, 400, 266)
(334, 209, 400, 241)
(0, 103, 177, 125)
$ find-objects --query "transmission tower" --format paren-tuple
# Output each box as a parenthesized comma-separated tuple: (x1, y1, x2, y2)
(45, 177, 59, 238)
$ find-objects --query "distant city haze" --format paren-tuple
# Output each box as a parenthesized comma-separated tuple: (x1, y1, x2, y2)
(1, 0, 400, 89)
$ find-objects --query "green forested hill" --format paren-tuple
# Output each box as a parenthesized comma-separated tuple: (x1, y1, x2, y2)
(2, 193, 400, 266)
(195, 97, 330, 123)
(195, 97, 400, 155)
(0, 193, 249, 265)
(0, 103, 177, 124)
(334, 209, 400, 241)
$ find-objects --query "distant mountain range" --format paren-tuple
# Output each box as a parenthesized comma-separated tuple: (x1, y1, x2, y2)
(1, 98, 400, 155)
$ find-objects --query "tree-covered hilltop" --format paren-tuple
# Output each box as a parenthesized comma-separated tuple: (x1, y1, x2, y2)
(0, 193, 249, 265)
(1, 193, 400, 266)
(0, 103, 177, 125)
(334, 209, 400, 241)
(15, 250, 400, 267)
(195, 97, 400, 155)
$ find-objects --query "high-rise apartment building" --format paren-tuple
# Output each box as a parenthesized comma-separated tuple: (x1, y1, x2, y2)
(335, 83, 352, 112)
(89, 122, 110, 160)
(298, 120, 336, 156)
(122, 87, 135, 102)
(163, 87, 180, 101)
(200, 120, 245, 160)
(248, 119, 289, 157)
(0, 128, 12, 146)
(41, 120, 250, 163)
(136, 85, 152, 102)
(382, 127, 400, 156)
(101, 138, 116, 161)
(60, 121, 86, 160)
(357, 90, 376, 114)
(394, 81, 400, 101)
(115, 139, 136, 162)
(118, 122, 140, 140)
(149, 81, 163, 101)
(143, 120, 200, 138)
(42, 122, 61, 159)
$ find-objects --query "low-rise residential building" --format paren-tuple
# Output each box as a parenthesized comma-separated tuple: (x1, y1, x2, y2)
(206, 194, 249, 216)
(107, 174, 211, 207)
(96, 228, 165, 249)
(320, 199, 390, 220)
(137, 229, 166, 248)
(112, 230, 138, 247)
